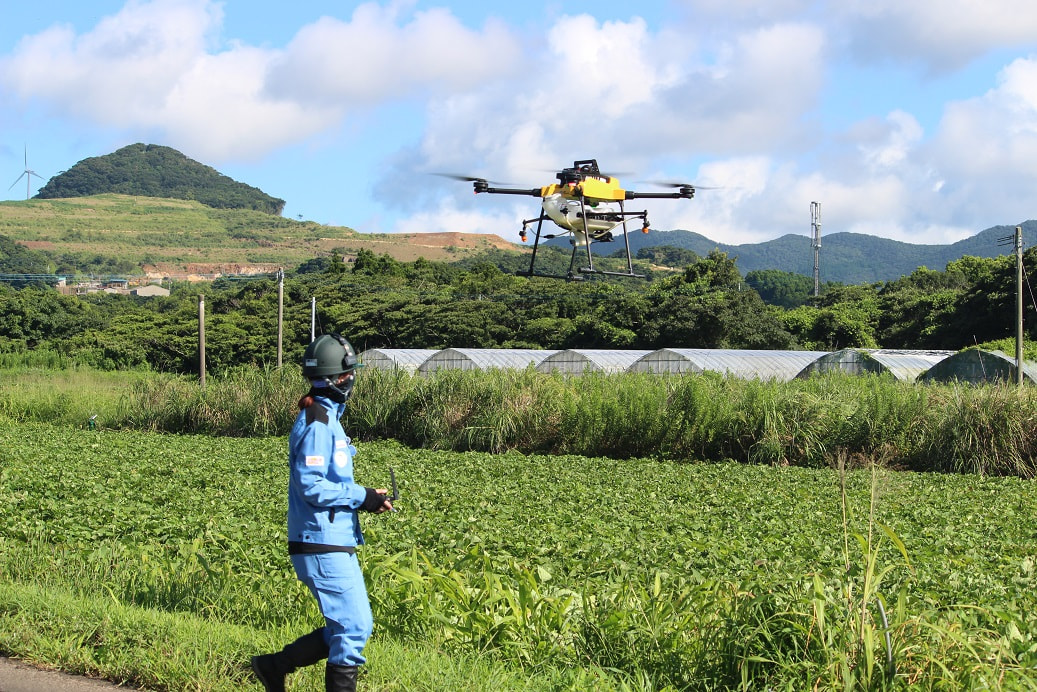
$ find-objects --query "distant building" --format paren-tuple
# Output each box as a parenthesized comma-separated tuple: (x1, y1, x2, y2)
(131, 284, 170, 297)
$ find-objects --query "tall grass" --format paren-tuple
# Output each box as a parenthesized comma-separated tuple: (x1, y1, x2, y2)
(128, 364, 300, 436)
(907, 383, 1037, 475)
(0, 365, 154, 426)
(5, 365, 1037, 475)
(353, 369, 1037, 476)
(0, 348, 75, 369)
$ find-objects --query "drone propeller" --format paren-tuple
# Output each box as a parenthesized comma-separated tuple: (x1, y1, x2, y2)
(434, 173, 484, 182)
(641, 180, 721, 190)
(433, 173, 511, 185)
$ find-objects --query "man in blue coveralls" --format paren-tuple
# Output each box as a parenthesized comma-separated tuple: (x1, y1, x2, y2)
(251, 333, 393, 692)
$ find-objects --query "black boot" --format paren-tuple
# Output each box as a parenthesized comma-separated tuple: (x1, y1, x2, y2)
(251, 628, 330, 691)
(325, 663, 359, 692)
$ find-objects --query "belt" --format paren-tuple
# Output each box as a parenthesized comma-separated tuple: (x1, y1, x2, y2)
(288, 541, 356, 555)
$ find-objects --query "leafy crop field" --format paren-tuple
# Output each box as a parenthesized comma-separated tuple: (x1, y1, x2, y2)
(2, 421, 1036, 689)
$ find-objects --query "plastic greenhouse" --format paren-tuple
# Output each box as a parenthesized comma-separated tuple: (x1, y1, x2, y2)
(917, 349, 1037, 384)
(417, 348, 559, 373)
(795, 348, 954, 381)
(537, 349, 654, 374)
(628, 348, 828, 381)
(358, 348, 439, 372)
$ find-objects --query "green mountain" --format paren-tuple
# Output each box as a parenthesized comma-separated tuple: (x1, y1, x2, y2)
(548, 221, 1036, 283)
(34, 144, 285, 215)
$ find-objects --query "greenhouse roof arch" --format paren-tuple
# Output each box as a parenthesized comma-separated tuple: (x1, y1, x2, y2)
(629, 348, 828, 381)
(417, 348, 559, 373)
(537, 349, 654, 374)
(917, 349, 1037, 385)
(358, 348, 439, 372)
(796, 349, 954, 381)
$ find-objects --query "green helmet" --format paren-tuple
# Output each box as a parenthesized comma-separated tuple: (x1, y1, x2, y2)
(302, 333, 361, 379)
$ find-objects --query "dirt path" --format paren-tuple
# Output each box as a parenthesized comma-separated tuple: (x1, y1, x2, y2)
(0, 657, 132, 691)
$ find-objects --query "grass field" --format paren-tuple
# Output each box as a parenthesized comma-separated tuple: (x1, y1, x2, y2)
(0, 194, 519, 275)
(1, 415, 1035, 689)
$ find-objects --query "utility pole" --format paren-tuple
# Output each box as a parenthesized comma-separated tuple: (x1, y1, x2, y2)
(1015, 226, 1024, 385)
(276, 268, 284, 368)
(198, 294, 206, 387)
(811, 201, 822, 297)
(998, 226, 1025, 385)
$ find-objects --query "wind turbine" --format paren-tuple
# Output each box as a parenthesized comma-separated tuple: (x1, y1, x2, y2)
(8, 146, 44, 200)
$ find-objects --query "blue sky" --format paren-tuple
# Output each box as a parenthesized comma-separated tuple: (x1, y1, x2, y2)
(3, 0, 1037, 247)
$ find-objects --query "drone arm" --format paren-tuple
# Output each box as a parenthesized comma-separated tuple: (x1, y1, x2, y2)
(478, 185, 543, 197)
(624, 189, 695, 200)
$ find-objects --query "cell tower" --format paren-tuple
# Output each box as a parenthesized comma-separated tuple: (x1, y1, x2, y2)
(810, 201, 821, 297)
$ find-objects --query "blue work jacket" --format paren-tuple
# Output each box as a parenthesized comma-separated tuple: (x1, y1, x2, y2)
(287, 395, 367, 548)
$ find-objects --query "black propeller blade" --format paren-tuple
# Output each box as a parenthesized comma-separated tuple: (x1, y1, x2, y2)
(433, 173, 511, 185)
(641, 180, 721, 190)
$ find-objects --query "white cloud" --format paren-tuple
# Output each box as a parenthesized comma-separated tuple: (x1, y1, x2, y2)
(917, 56, 1037, 228)
(542, 15, 677, 118)
(264, 4, 521, 105)
(657, 44, 1037, 247)
(0, 0, 521, 162)
(851, 110, 924, 169)
(411, 16, 826, 202)
(1, 0, 218, 122)
(0, 0, 324, 160)
(678, 0, 809, 18)
(835, 0, 1037, 72)
(400, 14, 838, 243)
(6, 0, 1037, 246)
(161, 46, 339, 160)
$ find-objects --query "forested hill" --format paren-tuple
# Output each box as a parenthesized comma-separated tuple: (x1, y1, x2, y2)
(551, 220, 1037, 284)
(34, 144, 285, 215)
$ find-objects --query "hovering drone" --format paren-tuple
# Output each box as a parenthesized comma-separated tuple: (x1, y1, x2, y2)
(444, 159, 700, 280)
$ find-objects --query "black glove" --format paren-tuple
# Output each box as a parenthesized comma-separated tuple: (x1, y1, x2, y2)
(360, 487, 387, 512)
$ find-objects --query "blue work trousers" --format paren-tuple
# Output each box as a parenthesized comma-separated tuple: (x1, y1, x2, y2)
(291, 552, 373, 666)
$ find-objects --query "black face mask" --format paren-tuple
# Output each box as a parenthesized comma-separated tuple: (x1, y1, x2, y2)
(314, 372, 354, 404)
(309, 385, 345, 404)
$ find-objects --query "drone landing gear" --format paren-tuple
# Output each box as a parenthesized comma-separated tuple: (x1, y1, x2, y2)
(570, 195, 645, 280)
(577, 267, 646, 279)
(518, 196, 648, 281)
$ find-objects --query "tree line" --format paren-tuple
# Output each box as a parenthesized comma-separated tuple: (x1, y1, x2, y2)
(1, 246, 1034, 374)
